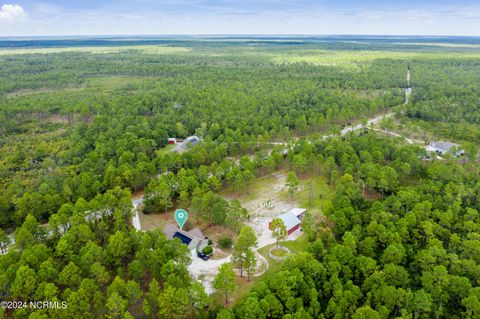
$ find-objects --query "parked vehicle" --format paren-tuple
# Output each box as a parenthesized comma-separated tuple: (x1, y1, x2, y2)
(197, 252, 211, 261)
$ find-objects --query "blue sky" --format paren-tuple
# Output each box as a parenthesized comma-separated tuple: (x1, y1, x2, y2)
(1, 0, 479, 36)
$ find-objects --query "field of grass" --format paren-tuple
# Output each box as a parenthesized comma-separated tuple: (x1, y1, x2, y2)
(4, 76, 156, 101)
(220, 173, 281, 202)
(257, 234, 309, 274)
(297, 173, 334, 210)
(216, 234, 309, 307)
(270, 247, 289, 257)
(0, 45, 191, 56)
(154, 144, 176, 157)
(395, 42, 480, 48)
(268, 49, 480, 69)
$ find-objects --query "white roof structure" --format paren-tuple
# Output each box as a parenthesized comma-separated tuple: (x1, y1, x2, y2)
(427, 141, 464, 156)
(175, 136, 201, 153)
(288, 208, 306, 218)
(277, 212, 301, 231)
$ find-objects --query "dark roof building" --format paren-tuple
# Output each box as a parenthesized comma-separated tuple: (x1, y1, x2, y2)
(163, 223, 208, 252)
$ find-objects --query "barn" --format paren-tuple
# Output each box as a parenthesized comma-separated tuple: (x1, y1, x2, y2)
(276, 211, 302, 236)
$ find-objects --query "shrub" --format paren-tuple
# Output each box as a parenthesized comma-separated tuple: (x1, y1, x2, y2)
(218, 236, 233, 249)
(203, 245, 213, 255)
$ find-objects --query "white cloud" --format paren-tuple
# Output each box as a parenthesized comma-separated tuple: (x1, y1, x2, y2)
(0, 3, 26, 22)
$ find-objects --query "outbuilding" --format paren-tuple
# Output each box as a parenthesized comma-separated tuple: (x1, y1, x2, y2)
(274, 211, 302, 236)
(288, 208, 307, 220)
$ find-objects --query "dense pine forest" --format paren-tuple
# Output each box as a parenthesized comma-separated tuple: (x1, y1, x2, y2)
(1, 36, 479, 318)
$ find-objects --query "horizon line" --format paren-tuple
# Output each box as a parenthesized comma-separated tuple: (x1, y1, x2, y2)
(1, 34, 480, 40)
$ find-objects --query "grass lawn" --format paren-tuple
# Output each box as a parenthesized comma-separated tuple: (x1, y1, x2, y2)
(215, 234, 310, 307)
(155, 143, 176, 156)
(270, 248, 289, 257)
(258, 234, 310, 274)
(139, 210, 171, 231)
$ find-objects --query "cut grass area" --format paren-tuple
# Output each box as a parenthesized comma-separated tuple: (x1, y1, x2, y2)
(139, 211, 171, 231)
(0, 45, 191, 56)
(218, 234, 310, 307)
(155, 144, 176, 156)
(258, 234, 309, 274)
(270, 248, 289, 257)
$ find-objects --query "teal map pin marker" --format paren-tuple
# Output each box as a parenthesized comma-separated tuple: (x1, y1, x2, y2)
(174, 209, 188, 229)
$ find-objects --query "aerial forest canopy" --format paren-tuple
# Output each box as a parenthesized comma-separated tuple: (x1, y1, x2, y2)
(0, 36, 479, 318)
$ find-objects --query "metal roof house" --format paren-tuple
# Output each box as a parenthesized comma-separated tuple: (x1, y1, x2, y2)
(426, 141, 464, 157)
(175, 136, 201, 154)
(163, 223, 209, 252)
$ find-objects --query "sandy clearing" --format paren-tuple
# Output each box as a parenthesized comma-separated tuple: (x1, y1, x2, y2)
(188, 251, 232, 294)
(188, 171, 304, 294)
(225, 172, 302, 248)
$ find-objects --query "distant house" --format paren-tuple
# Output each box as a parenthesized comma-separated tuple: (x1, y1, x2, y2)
(271, 211, 302, 236)
(163, 223, 209, 252)
(167, 138, 177, 144)
(426, 141, 464, 157)
(175, 136, 201, 154)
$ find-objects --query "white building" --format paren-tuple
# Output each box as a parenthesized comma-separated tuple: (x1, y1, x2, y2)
(426, 141, 464, 157)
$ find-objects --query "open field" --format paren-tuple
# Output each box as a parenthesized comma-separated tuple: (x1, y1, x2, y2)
(269, 49, 480, 69)
(222, 171, 301, 248)
(257, 234, 309, 272)
(0, 45, 191, 55)
(154, 143, 176, 157)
